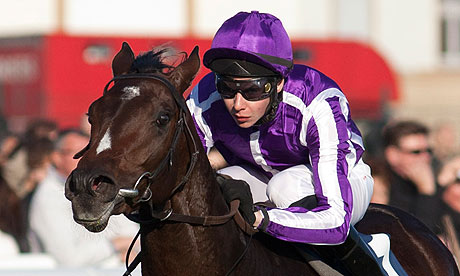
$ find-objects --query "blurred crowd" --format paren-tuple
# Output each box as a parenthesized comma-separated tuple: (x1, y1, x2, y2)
(365, 119, 460, 261)
(0, 114, 138, 270)
(1, 112, 460, 268)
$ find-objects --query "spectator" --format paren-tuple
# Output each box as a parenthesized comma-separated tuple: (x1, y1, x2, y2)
(438, 156, 460, 187)
(438, 157, 460, 225)
(0, 114, 17, 166)
(435, 157, 460, 259)
(0, 119, 55, 253)
(28, 129, 138, 267)
(430, 122, 459, 169)
(382, 120, 443, 234)
(0, 173, 28, 252)
(366, 157, 390, 205)
(22, 137, 54, 200)
(0, 134, 20, 166)
(79, 113, 91, 137)
(2, 119, 58, 199)
(442, 181, 460, 232)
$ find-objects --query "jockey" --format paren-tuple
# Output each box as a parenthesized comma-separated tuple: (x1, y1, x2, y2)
(186, 11, 384, 275)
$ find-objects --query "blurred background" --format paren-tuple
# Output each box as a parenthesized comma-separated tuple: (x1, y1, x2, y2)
(1, 0, 460, 274)
(1, 0, 459, 133)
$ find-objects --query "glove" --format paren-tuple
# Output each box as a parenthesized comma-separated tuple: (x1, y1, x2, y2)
(217, 176, 256, 225)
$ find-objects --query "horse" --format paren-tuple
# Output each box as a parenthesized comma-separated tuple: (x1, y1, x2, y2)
(64, 42, 459, 276)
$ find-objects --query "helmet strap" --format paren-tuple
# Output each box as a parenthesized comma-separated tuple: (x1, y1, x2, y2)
(254, 78, 283, 126)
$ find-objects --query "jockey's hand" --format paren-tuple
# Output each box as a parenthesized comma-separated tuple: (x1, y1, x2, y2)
(217, 177, 256, 225)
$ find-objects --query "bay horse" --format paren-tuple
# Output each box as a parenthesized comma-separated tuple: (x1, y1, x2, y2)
(65, 42, 459, 276)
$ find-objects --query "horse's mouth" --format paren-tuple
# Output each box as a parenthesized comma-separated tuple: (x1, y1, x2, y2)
(73, 201, 115, 232)
(75, 217, 109, 232)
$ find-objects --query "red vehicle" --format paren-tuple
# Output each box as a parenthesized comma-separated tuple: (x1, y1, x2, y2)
(0, 34, 398, 132)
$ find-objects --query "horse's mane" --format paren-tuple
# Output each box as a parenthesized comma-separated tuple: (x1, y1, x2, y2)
(131, 48, 181, 74)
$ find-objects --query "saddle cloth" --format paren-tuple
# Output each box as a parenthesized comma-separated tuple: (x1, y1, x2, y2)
(295, 232, 408, 276)
(360, 232, 408, 276)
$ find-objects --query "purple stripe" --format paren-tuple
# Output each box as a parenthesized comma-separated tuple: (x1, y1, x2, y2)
(326, 97, 354, 217)
(263, 96, 353, 244)
(266, 222, 348, 244)
(305, 117, 325, 202)
(265, 206, 349, 244)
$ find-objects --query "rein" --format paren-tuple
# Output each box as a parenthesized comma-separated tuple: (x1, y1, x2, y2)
(105, 73, 256, 275)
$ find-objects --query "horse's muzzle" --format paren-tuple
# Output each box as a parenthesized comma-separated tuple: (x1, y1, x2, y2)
(65, 169, 117, 201)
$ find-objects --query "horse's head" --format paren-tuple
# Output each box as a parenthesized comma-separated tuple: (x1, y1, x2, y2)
(65, 42, 200, 232)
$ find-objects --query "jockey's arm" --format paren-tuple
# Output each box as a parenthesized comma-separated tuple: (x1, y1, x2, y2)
(207, 146, 228, 170)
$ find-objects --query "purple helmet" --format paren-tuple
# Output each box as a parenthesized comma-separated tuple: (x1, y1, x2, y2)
(204, 11, 293, 78)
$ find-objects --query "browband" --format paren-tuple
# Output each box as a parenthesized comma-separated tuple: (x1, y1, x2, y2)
(103, 73, 189, 113)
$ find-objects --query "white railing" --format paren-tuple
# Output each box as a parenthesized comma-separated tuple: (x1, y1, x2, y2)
(0, 253, 141, 276)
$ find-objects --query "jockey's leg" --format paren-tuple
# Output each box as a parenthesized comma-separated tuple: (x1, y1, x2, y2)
(266, 164, 315, 208)
(326, 226, 387, 276)
(348, 159, 374, 225)
(268, 160, 374, 224)
(268, 162, 383, 275)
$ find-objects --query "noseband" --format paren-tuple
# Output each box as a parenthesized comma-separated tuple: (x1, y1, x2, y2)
(103, 73, 199, 202)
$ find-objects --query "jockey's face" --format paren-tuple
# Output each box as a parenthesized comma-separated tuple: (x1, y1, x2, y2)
(221, 77, 284, 128)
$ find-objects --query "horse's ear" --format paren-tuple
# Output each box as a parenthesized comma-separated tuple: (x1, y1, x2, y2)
(112, 42, 135, 76)
(169, 46, 200, 93)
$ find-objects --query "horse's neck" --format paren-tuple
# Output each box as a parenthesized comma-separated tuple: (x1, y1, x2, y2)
(167, 118, 232, 223)
(139, 157, 246, 274)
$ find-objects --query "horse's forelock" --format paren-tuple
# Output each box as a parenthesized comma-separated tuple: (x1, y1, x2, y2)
(130, 48, 177, 74)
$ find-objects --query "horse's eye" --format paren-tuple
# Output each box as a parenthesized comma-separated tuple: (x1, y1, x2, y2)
(156, 114, 170, 126)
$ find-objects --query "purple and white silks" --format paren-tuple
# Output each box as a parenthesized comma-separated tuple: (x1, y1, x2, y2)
(186, 64, 367, 245)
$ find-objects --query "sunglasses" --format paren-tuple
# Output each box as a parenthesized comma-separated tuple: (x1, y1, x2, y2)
(398, 147, 433, 155)
(215, 75, 278, 101)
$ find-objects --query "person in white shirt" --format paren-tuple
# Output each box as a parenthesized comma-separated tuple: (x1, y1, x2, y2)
(28, 129, 138, 267)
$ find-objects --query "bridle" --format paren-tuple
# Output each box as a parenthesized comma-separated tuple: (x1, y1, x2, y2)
(108, 73, 256, 229)
(103, 73, 256, 275)
(103, 73, 199, 203)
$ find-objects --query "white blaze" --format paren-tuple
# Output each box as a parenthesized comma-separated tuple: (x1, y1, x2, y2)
(96, 128, 112, 154)
(121, 86, 140, 100)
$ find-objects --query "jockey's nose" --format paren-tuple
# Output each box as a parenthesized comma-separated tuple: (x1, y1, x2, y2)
(233, 92, 247, 111)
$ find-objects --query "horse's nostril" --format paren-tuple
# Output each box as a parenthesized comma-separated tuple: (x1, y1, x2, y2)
(91, 176, 114, 192)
